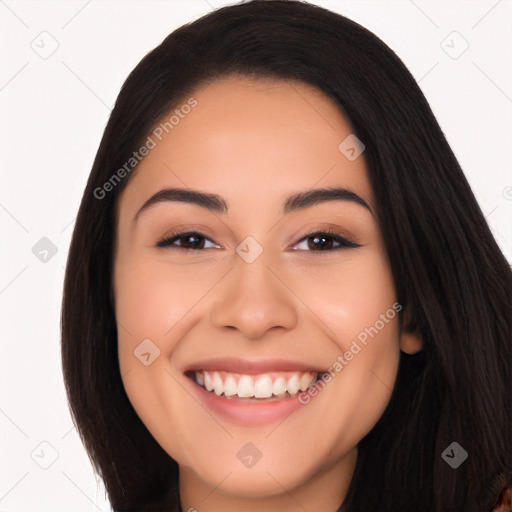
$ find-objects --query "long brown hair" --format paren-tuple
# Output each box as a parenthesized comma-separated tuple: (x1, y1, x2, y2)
(61, 1, 512, 510)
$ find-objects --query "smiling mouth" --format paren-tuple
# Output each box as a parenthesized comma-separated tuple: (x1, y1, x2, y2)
(186, 370, 322, 401)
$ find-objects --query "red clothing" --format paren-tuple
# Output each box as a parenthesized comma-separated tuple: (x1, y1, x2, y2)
(493, 485, 512, 511)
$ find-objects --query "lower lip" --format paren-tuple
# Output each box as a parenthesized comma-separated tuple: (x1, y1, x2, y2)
(187, 377, 314, 427)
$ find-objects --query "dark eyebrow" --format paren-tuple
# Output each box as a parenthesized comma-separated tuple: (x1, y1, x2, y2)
(283, 187, 371, 215)
(133, 188, 228, 223)
(133, 186, 372, 223)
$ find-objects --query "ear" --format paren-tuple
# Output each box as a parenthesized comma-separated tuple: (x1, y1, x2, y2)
(399, 310, 423, 355)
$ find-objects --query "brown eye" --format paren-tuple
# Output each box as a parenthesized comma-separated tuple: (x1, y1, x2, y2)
(157, 231, 220, 250)
(294, 230, 360, 252)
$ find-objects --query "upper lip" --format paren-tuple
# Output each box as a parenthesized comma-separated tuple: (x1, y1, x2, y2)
(184, 357, 326, 374)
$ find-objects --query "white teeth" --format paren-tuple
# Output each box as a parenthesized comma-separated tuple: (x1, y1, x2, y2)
(195, 370, 318, 399)
(272, 377, 287, 396)
(224, 375, 238, 396)
(204, 371, 214, 391)
(299, 372, 312, 391)
(238, 375, 255, 397)
(254, 376, 273, 398)
(213, 371, 223, 396)
(287, 374, 299, 395)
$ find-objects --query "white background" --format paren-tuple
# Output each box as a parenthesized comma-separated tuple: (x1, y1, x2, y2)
(1, 1, 511, 510)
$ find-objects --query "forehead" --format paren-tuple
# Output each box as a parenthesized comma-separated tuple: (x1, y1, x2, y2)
(118, 75, 372, 216)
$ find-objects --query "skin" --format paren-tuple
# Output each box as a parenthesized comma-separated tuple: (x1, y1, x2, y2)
(113, 75, 422, 511)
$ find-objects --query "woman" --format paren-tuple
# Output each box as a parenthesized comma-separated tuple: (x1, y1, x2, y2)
(61, 1, 512, 510)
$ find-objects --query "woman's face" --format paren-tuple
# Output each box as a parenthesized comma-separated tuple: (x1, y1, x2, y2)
(113, 76, 408, 507)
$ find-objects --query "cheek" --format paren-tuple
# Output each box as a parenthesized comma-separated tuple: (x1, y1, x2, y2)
(114, 258, 210, 360)
(289, 251, 400, 433)
(114, 258, 203, 464)
(113, 258, 186, 400)
(290, 249, 398, 343)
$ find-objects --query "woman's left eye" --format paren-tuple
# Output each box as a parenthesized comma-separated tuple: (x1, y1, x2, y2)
(293, 230, 361, 252)
(156, 229, 360, 252)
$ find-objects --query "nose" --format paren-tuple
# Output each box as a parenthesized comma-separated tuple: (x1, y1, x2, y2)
(209, 252, 298, 340)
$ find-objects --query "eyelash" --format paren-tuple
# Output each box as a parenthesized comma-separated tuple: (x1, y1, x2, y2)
(156, 228, 361, 253)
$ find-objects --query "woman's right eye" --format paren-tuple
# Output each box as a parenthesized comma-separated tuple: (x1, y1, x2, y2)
(156, 231, 220, 250)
